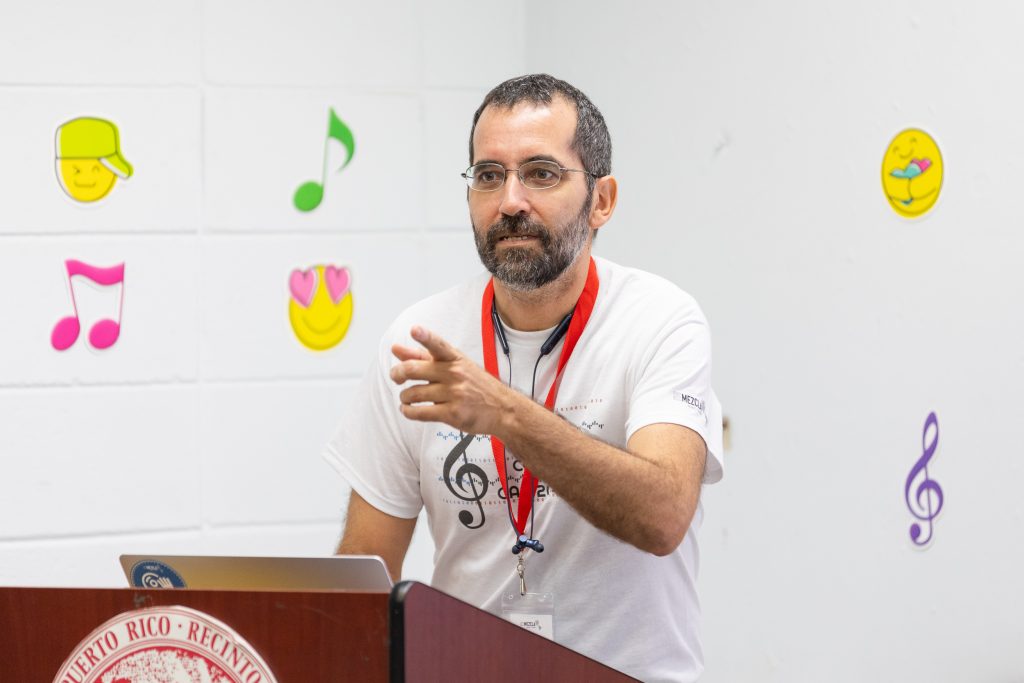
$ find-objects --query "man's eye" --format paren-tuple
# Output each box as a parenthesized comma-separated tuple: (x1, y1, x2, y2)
(478, 171, 499, 183)
(527, 166, 557, 182)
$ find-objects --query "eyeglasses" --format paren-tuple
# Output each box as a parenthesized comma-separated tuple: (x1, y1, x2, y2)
(462, 160, 598, 192)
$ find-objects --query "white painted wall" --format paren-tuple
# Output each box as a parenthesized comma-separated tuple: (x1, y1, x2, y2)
(0, 0, 521, 589)
(5, 1, 1022, 680)
(526, 1, 1024, 681)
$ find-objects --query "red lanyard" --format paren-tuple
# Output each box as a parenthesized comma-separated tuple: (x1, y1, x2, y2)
(480, 257, 600, 535)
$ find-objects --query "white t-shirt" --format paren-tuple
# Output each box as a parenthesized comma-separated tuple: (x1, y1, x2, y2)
(325, 256, 723, 683)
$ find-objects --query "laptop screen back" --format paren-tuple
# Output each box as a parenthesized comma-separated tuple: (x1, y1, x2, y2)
(119, 554, 393, 592)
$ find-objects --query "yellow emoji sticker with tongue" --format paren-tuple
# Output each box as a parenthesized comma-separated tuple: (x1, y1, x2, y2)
(288, 265, 354, 351)
(882, 128, 943, 218)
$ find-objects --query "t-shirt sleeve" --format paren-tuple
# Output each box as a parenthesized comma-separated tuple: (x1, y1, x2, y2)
(323, 334, 424, 519)
(625, 302, 724, 484)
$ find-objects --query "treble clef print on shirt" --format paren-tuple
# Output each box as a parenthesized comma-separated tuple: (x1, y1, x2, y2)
(442, 432, 488, 529)
(905, 411, 944, 546)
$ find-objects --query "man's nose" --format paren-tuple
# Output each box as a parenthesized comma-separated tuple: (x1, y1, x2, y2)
(498, 172, 531, 216)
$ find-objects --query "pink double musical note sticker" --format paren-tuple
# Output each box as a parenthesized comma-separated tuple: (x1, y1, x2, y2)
(51, 259, 126, 351)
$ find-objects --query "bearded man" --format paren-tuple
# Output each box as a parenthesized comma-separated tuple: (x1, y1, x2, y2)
(325, 74, 723, 683)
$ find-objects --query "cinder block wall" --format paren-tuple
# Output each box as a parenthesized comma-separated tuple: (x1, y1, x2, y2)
(0, 0, 525, 587)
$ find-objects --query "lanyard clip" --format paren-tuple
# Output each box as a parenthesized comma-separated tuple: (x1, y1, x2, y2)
(516, 555, 527, 595)
(512, 533, 544, 554)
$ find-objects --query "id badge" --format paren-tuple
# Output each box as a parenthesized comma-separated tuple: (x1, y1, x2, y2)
(501, 590, 554, 640)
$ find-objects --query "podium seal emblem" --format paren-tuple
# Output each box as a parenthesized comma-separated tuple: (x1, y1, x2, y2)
(53, 605, 277, 683)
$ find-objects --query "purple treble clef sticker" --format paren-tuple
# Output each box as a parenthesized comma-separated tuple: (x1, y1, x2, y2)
(904, 412, 943, 546)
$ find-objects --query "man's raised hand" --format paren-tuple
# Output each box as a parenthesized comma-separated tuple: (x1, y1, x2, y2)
(389, 326, 518, 436)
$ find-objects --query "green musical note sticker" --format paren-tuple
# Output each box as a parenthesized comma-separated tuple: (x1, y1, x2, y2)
(293, 108, 356, 212)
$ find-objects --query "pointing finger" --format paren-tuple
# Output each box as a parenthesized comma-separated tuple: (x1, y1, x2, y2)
(411, 326, 460, 362)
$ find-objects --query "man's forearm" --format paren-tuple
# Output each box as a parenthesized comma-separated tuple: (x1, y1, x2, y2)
(335, 492, 416, 582)
(495, 391, 705, 556)
(387, 325, 707, 554)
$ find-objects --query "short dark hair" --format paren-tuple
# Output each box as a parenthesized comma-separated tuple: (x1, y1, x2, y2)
(469, 74, 612, 188)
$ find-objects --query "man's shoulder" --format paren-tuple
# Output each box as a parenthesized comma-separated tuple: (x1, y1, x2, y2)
(595, 256, 704, 317)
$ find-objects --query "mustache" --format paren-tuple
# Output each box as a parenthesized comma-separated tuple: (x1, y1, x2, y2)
(484, 214, 551, 248)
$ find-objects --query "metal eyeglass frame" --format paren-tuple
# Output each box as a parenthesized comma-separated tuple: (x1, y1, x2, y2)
(461, 160, 599, 192)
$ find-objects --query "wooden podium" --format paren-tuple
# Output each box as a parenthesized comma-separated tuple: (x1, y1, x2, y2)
(1, 581, 636, 681)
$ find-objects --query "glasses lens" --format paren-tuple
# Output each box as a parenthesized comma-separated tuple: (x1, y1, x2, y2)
(467, 164, 505, 191)
(519, 160, 562, 189)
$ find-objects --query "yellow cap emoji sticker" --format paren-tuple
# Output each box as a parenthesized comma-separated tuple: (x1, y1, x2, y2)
(55, 117, 133, 203)
(882, 128, 943, 219)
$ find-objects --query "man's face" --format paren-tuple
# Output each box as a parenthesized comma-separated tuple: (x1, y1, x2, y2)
(469, 98, 593, 291)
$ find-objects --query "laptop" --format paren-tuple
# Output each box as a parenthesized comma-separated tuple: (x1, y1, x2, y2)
(119, 554, 393, 592)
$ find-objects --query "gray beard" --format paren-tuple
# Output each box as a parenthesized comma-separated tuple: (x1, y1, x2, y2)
(474, 199, 591, 292)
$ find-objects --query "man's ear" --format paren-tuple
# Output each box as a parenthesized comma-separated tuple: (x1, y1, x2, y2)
(589, 175, 618, 229)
